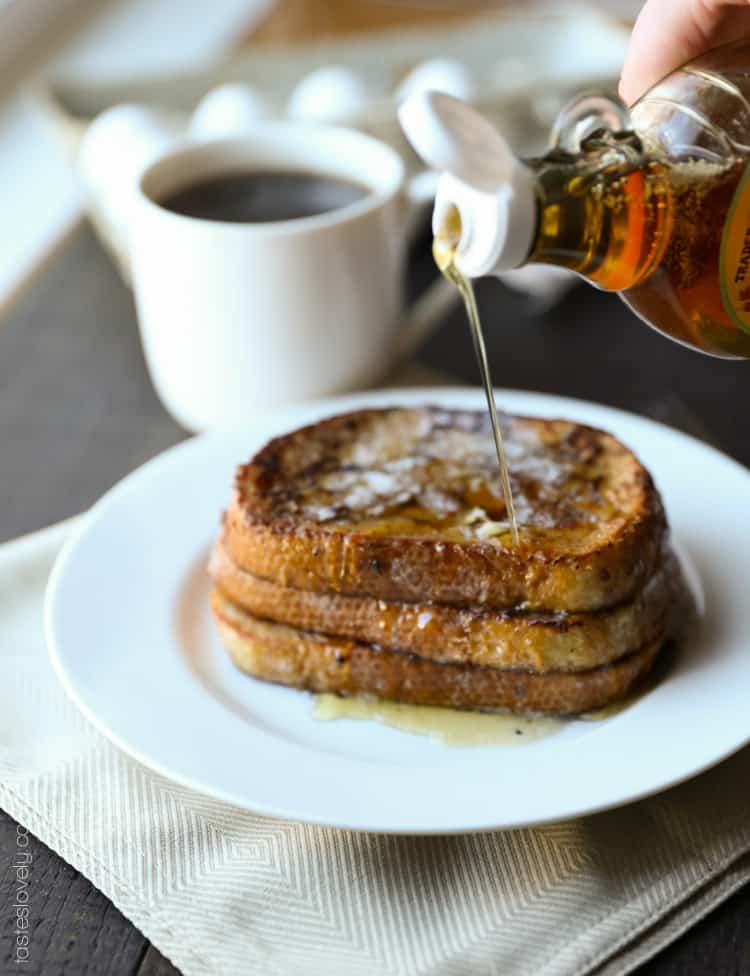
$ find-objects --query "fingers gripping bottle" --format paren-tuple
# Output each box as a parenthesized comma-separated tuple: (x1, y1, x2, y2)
(399, 39, 750, 359)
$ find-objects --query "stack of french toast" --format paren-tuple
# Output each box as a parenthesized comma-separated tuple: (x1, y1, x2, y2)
(210, 406, 686, 715)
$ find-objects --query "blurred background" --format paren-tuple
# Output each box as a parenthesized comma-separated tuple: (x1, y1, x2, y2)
(2, 0, 748, 541)
(1, 0, 642, 308)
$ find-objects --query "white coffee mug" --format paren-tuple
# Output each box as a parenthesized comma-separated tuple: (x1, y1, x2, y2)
(130, 125, 450, 432)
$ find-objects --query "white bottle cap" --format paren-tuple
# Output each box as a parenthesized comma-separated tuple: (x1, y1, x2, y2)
(398, 91, 536, 277)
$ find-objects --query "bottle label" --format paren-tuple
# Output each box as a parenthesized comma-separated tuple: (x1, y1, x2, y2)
(720, 163, 750, 335)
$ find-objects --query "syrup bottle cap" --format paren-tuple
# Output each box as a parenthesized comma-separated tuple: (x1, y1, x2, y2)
(398, 91, 536, 277)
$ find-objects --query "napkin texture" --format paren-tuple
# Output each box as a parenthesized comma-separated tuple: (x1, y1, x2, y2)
(2, 520, 750, 976)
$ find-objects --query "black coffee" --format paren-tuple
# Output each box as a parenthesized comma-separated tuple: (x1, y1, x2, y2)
(160, 170, 369, 223)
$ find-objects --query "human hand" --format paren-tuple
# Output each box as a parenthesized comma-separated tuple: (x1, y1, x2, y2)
(620, 0, 750, 104)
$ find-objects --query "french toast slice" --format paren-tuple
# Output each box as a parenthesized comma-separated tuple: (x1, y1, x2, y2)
(210, 538, 680, 672)
(224, 407, 667, 612)
(210, 589, 664, 715)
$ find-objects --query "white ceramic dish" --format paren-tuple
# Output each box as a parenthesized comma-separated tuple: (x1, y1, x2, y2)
(46, 388, 750, 834)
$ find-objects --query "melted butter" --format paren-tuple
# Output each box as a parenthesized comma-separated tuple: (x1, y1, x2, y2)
(434, 206, 520, 546)
(337, 506, 515, 541)
(313, 694, 564, 747)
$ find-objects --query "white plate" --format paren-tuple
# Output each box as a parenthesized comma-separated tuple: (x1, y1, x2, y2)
(46, 388, 750, 834)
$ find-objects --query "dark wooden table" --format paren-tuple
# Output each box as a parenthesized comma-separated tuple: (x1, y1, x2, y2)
(1, 225, 749, 975)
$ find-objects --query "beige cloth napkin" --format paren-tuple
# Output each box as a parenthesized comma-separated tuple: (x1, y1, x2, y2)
(2, 519, 750, 976)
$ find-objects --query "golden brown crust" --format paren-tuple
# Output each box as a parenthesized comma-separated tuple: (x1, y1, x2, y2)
(210, 539, 679, 672)
(210, 589, 665, 715)
(224, 407, 667, 612)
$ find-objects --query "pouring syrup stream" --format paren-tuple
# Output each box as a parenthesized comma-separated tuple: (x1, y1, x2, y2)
(433, 205, 520, 546)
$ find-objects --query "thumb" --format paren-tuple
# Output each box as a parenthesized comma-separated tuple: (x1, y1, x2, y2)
(619, 0, 750, 105)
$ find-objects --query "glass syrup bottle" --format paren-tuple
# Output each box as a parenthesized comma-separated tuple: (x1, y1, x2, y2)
(399, 38, 750, 360)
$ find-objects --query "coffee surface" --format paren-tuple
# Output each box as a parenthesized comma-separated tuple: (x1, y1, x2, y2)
(160, 170, 369, 223)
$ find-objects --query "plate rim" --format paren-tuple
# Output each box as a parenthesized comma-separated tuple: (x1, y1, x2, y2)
(45, 386, 750, 833)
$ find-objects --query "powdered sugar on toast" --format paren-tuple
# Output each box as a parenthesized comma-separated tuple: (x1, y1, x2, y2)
(268, 408, 614, 540)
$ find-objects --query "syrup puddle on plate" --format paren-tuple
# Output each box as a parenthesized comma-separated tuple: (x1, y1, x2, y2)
(312, 645, 681, 747)
(313, 695, 564, 747)
(578, 643, 679, 721)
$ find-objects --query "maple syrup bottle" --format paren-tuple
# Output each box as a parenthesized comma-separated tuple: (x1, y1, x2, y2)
(399, 39, 750, 359)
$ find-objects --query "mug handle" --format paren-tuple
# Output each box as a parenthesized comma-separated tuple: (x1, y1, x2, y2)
(391, 170, 460, 365)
